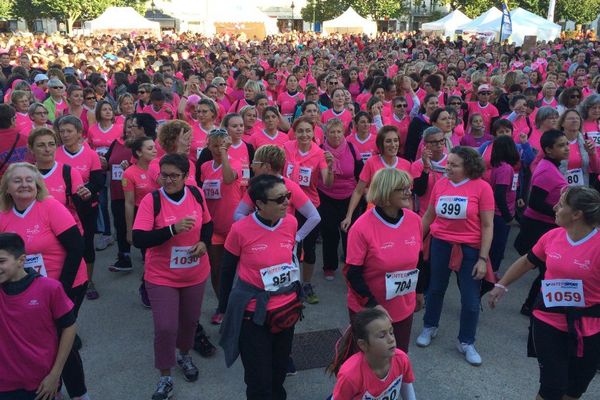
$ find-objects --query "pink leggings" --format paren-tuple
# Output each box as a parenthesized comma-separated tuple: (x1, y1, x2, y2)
(146, 280, 206, 370)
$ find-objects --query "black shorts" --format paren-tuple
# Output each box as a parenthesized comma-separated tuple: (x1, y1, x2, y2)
(533, 317, 600, 400)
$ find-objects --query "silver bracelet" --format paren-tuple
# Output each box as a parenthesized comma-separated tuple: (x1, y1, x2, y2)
(169, 224, 175, 237)
(494, 283, 508, 293)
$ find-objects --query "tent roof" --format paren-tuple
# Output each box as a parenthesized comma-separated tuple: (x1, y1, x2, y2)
(88, 7, 160, 30)
(421, 9, 472, 33)
(457, 7, 502, 32)
(511, 8, 561, 30)
(323, 7, 374, 27)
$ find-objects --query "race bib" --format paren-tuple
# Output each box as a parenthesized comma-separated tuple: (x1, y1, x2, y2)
(566, 168, 584, 186)
(541, 279, 585, 308)
(511, 173, 519, 191)
(111, 164, 124, 181)
(360, 152, 372, 163)
(298, 167, 312, 187)
(242, 168, 251, 180)
(385, 269, 419, 300)
(196, 146, 204, 160)
(260, 262, 300, 292)
(170, 246, 199, 269)
(586, 132, 600, 147)
(25, 253, 47, 277)
(202, 179, 222, 199)
(435, 196, 468, 219)
(362, 376, 403, 400)
(96, 146, 109, 156)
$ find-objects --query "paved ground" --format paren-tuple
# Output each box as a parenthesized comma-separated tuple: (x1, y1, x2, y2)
(77, 228, 600, 400)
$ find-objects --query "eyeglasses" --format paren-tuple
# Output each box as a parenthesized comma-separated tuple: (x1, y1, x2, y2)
(479, 91, 491, 95)
(159, 172, 183, 181)
(570, 94, 581, 99)
(85, 97, 95, 101)
(425, 139, 445, 146)
(208, 128, 228, 138)
(394, 103, 407, 108)
(50, 86, 64, 89)
(328, 81, 339, 85)
(450, 102, 462, 106)
(138, 91, 146, 94)
(218, 83, 227, 86)
(264, 192, 292, 204)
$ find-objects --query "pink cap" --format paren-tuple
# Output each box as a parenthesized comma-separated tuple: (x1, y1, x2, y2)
(477, 84, 491, 93)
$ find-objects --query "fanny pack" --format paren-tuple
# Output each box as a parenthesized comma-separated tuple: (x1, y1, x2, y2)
(266, 297, 304, 333)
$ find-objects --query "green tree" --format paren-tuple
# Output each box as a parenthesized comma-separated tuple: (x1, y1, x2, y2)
(10, 0, 45, 27)
(301, 0, 350, 23)
(351, 0, 409, 20)
(555, 0, 600, 24)
(0, 0, 12, 19)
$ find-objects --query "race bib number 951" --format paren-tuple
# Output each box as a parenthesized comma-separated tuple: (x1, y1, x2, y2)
(260, 262, 300, 292)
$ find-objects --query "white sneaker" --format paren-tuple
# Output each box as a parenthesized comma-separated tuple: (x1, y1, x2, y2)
(457, 341, 482, 366)
(416, 327, 438, 347)
(95, 235, 114, 251)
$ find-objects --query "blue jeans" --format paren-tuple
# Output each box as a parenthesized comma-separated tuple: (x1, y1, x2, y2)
(490, 215, 511, 272)
(423, 237, 482, 344)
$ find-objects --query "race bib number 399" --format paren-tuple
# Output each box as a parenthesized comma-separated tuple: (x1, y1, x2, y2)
(435, 196, 468, 219)
(541, 279, 585, 308)
(385, 269, 419, 300)
(260, 263, 300, 291)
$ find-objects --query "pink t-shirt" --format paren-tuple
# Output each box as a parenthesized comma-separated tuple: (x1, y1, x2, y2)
(200, 160, 242, 235)
(429, 178, 495, 246)
(133, 187, 211, 287)
(277, 91, 304, 119)
(411, 155, 448, 216)
(460, 133, 494, 149)
(189, 124, 210, 163)
(347, 133, 378, 163)
(122, 164, 159, 206)
(532, 227, 600, 336)
(142, 104, 175, 125)
(524, 159, 567, 224)
(346, 208, 422, 322)
(490, 162, 517, 216)
(87, 123, 123, 153)
(359, 155, 412, 187)
(333, 349, 415, 400)
(384, 114, 410, 146)
(0, 277, 73, 392)
(322, 108, 353, 133)
(55, 145, 101, 184)
(228, 142, 252, 187)
(247, 130, 289, 150)
(15, 111, 31, 136)
(317, 142, 360, 200)
(284, 141, 328, 207)
(224, 213, 298, 311)
(0, 198, 88, 287)
(41, 161, 84, 227)
(467, 102, 499, 134)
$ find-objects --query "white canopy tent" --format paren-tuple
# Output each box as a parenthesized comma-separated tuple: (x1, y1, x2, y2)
(206, 2, 278, 39)
(323, 7, 377, 36)
(457, 7, 561, 45)
(456, 7, 502, 33)
(421, 10, 472, 37)
(85, 7, 161, 37)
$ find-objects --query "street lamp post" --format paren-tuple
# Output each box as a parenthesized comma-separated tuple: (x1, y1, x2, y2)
(291, 1, 295, 31)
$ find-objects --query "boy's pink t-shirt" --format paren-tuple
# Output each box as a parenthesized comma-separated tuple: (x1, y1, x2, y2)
(0, 277, 73, 392)
(200, 160, 242, 235)
(122, 164, 159, 206)
(321, 108, 353, 133)
(87, 123, 123, 153)
(524, 159, 567, 224)
(347, 133, 378, 163)
(55, 145, 101, 184)
(133, 187, 212, 287)
(429, 178, 495, 246)
(532, 227, 600, 336)
(490, 162, 517, 216)
(346, 208, 422, 322)
(224, 213, 298, 311)
(247, 130, 289, 150)
(359, 155, 412, 187)
(284, 141, 328, 207)
(0, 198, 88, 287)
(333, 349, 415, 400)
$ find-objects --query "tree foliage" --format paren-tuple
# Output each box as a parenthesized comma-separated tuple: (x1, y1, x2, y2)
(0, 0, 12, 19)
(301, 0, 408, 22)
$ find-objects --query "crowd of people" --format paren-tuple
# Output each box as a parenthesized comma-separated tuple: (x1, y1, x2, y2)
(0, 29, 600, 400)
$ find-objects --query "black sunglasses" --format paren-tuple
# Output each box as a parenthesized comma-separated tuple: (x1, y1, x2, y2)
(264, 192, 292, 204)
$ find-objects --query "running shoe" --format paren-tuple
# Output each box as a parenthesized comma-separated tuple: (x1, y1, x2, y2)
(139, 282, 151, 308)
(303, 283, 319, 304)
(194, 323, 216, 357)
(211, 310, 224, 325)
(108, 253, 133, 272)
(323, 270, 335, 281)
(86, 282, 99, 300)
(286, 356, 297, 376)
(457, 341, 482, 366)
(176, 353, 199, 382)
(416, 327, 438, 347)
(95, 235, 114, 251)
(151, 376, 173, 400)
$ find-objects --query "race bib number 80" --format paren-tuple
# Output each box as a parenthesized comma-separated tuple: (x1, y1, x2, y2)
(435, 196, 468, 219)
(541, 279, 585, 308)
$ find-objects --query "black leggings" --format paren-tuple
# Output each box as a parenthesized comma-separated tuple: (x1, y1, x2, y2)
(79, 204, 98, 263)
(318, 191, 356, 271)
(295, 212, 319, 265)
(0, 390, 36, 400)
(62, 284, 88, 398)
(111, 199, 130, 255)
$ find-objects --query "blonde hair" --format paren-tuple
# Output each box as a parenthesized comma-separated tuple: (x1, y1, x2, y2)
(0, 162, 49, 211)
(254, 144, 286, 173)
(367, 168, 411, 207)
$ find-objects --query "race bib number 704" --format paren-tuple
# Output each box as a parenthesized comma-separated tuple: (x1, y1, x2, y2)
(385, 269, 419, 300)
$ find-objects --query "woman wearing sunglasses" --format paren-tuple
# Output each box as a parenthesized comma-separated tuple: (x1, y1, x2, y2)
(219, 174, 302, 400)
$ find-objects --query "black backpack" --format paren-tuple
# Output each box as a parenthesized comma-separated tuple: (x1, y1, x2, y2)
(152, 185, 205, 218)
(62, 164, 73, 206)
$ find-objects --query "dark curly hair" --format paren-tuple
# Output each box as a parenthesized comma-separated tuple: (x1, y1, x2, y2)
(450, 146, 485, 179)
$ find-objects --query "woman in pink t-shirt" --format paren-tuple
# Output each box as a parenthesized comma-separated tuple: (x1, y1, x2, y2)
(489, 186, 600, 400)
(132, 153, 213, 398)
(329, 308, 416, 400)
(277, 75, 304, 123)
(187, 100, 218, 163)
(288, 101, 324, 145)
(247, 106, 289, 150)
(345, 168, 423, 352)
(322, 88, 353, 134)
(348, 111, 379, 164)
(580, 94, 600, 143)
(284, 117, 334, 304)
(412, 127, 449, 216)
(560, 109, 599, 187)
(419, 146, 494, 366)
(62, 85, 92, 137)
(241, 105, 259, 138)
(0, 163, 90, 399)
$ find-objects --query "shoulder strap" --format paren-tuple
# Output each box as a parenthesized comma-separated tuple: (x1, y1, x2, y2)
(187, 185, 205, 212)
(152, 189, 161, 218)
(347, 141, 357, 159)
(0, 133, 20, 175)
(62, 164, 72, 206)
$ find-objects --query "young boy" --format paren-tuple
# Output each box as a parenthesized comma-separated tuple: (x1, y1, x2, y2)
(0, 232, 76, 400)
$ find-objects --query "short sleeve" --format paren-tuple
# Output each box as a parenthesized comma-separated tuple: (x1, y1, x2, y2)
(198, 188, 212, 224)
(346, 220, 368, 266)
(398, 352, 415, 384)
(132, 193, 156, 231)
(122, 167, 135, 192)
(70, 167, 84, 190)
(494, 164, 513, 186)
(358, 158, 373, 185)
(332, 370, 359, 400)
(89, 149, 102, 170)
(224, 222, 242, 256)
(46, 199, 77, 235)
(531, 230, 551, 262)
(318, 151, 328, 171)
(410, 160, 424, 178)
(49, 279, 74, 320)
(290, 181, 310, 209)
(478, 180, 495, 212)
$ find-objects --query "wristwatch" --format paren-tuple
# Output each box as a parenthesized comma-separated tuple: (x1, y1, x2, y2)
(478, 256, 488, 263)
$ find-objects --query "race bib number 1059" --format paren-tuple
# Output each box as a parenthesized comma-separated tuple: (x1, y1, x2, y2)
(541, 279, 585, 308)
